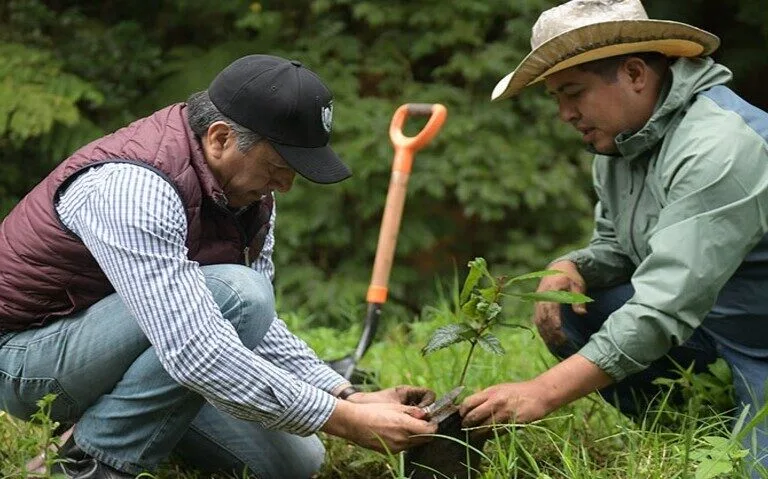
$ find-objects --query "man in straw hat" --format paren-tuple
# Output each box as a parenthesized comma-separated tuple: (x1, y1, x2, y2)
(460, 0, 768, 471)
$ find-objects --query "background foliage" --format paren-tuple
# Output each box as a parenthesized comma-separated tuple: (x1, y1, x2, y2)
(2, 0, 767, 328)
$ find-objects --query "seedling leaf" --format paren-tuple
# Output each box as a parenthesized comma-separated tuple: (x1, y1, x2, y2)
(477, 334, 505, 356)
(422, 323, 476, 356)
(503, 270, 563, 287)
(478, 286, 497, 302)
(461, 296, 481, 320)
(507, 290, 593, 304)
(484, 302, 501, 321)
(460, 258, 488, 304)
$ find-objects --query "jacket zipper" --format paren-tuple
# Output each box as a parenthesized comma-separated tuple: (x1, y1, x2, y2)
(628, 162, 645, 261)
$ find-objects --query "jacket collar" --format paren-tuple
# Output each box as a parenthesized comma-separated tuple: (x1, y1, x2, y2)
(608, 57, 732, 161)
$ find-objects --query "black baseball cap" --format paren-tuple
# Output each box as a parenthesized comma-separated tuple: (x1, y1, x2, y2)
(208, 54, 352, 184)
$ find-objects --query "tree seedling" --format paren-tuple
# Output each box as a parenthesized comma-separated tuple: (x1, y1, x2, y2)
(405, 257, 591, 478)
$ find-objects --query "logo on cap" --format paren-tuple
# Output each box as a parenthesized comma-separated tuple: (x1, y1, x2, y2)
(321, 101, 333, 133)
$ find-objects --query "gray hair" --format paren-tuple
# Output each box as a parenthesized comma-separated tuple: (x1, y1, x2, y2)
(186, 90, 262, 153)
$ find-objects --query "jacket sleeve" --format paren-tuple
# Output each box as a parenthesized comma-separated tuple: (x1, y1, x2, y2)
(555, 162, 635, 288)
(579, 121, 768, 381)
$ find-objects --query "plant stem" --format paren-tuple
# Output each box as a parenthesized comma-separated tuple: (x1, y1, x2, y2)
(454, 271, 504, 387)
(458, 340, 477, 386)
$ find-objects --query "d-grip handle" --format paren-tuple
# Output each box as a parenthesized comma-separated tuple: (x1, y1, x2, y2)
(367, 103, 447, 304)
(389, 103, 448, 173)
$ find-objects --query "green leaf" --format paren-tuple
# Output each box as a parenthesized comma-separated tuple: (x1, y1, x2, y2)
(477, 333, 505, 356)
(695, 458, 732, 479)
(689, 449, 711, 461)
(707, 359, 733, 384)
(484, 302, 501, 322)
(477, 286, 497, 302)
(732, 406, 751, 441)
(422, 323, 475, 356)
(730, 448, 749, 459)
(702, 436, 730, 449)
(497, 322, 535, 336)
(460, 296, 481, 320)
(653, 377, 678, 387)
(503, 269, 563, 287)
(460, 257, 488, 304)
(0, 43, 103, 144)
(507, 290, 593, 304)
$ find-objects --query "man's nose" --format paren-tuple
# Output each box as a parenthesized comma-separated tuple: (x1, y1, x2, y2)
(558, 101, 579, 123)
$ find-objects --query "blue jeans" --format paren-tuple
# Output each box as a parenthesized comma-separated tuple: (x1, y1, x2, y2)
(550, 283, 768, 475)
(0, 264, 324, 478)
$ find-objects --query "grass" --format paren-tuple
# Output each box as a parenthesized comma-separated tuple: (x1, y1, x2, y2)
(1, 298, 765, 478)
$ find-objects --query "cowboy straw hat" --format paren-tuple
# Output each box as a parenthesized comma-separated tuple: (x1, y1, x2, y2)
(492, 0, 720, 101)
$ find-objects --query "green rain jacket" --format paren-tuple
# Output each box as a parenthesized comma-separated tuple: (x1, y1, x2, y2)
(559, 57, 768, 381)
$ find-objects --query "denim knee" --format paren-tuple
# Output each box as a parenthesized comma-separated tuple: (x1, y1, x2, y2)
(201, 265, 276, 350)
(222, 438, 324, 479)
(280, 435, 325, 479)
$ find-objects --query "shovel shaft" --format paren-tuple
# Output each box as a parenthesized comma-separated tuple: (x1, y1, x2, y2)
(367, 167, 409, 303)
(366, 103, 447, 304)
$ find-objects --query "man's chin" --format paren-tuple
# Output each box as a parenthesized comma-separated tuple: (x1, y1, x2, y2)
(584, 141, 619, 156)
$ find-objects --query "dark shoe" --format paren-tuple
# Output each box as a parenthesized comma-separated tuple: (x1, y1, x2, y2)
(52, 436, 134, 479)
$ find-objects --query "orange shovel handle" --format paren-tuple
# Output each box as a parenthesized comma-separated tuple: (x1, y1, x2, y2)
(366, 103, 447, 304)
(389, 103, 448, 174)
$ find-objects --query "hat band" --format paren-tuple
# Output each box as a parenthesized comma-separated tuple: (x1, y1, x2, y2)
(531, 38, 705, 84)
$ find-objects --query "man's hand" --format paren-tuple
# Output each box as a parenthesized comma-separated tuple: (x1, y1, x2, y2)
(458, 355, 613, 438)
(346, 385, 436, 408)
(459, 380, 553, 437)
(534, 260, 587, 348)
(321, 400, 438, 453)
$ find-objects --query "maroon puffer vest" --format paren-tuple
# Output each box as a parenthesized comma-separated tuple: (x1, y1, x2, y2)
(0, 103, 273, 330)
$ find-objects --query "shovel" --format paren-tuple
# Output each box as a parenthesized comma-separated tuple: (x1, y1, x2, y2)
(328, 103, 447, 382)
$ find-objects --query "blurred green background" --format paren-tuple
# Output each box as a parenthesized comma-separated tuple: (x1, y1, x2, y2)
(2, 0, 766, 331)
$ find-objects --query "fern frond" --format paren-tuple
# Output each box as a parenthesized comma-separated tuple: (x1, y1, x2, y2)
(0, 42, 103, 145)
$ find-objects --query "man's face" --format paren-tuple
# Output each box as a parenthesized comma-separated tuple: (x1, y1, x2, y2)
(206, 125, 297, 207)
(544, 63, 650, 155)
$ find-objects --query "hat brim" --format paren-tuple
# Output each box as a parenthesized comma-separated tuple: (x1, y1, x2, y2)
(492, 19, 720, 101)
(272, 142, 352, 184)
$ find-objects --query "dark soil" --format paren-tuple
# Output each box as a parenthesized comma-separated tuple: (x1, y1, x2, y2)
(403, 409, 486, 479)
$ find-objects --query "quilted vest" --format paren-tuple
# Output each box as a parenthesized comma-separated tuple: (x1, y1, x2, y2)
(0, 103, 273, 330)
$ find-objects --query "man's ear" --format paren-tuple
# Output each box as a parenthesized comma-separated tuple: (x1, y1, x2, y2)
(623, 57, 649, 93)
(203, 122, 232, 160)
